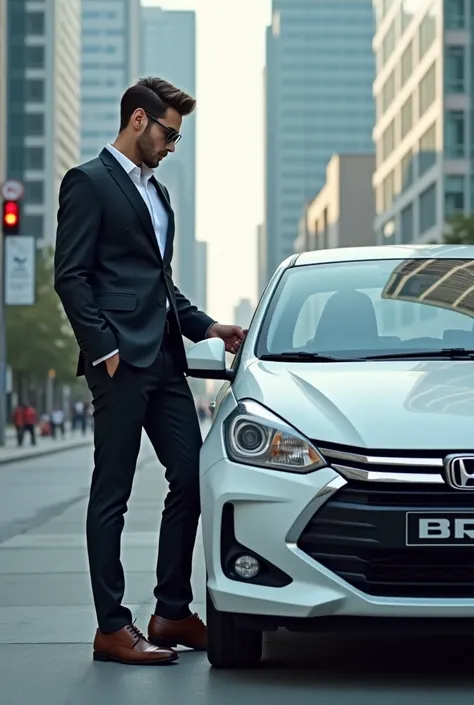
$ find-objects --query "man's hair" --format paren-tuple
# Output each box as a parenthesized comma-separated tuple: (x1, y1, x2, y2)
(119, 77, 196, 131)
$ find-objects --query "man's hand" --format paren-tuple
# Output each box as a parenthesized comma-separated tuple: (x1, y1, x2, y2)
(207, 323, 246, 354)
(105, 352, 120, 378)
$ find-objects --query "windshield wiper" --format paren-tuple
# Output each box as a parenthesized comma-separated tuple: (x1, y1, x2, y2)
(259, 351, 354, 362)
(364, 348, 474, 361)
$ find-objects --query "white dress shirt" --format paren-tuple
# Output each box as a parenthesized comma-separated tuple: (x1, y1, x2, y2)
(93, 143, 170, 366)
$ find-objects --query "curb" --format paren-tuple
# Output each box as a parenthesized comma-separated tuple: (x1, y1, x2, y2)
(0, 438, 93, 465)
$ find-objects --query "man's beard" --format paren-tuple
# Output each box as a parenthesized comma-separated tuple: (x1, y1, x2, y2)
(137, 127, 160, 168)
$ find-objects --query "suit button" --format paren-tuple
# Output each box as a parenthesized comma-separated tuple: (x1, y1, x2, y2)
(158, 298, 166, 306)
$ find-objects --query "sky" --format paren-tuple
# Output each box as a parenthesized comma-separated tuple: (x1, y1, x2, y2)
(142, 0, 272, 323)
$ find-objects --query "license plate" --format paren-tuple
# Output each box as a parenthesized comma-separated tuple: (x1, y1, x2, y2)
(406, 511, 474, 546)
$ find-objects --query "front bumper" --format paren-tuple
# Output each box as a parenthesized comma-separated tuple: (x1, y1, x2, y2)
(200, 459, 474, 621)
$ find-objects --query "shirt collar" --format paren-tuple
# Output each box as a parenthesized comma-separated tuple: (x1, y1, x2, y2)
(105, 143, 154, 181)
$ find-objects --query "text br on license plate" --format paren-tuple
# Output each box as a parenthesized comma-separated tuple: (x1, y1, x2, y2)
(406, 511, 474, 546)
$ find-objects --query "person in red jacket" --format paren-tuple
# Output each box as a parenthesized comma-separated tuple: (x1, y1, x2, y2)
(12, 404, 26, 446)
(22, 405, 37, 446)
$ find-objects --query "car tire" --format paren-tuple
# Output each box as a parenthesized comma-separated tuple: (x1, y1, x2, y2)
(206, 587, 263, 668)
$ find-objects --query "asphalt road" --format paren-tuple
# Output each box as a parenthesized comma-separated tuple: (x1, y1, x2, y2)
(0, 435, 473, 705)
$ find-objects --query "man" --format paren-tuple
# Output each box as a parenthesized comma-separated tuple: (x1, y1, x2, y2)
(54, 77, 245, 666)
(12, 403, 25, 446)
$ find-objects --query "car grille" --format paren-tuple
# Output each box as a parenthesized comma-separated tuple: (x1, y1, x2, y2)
(317, 442, 446, 479)
(299, 442, 474, 599)
(336, 480, 474, 507)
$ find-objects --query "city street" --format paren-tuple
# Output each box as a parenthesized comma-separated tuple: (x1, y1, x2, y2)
(0, 432, 473, 705)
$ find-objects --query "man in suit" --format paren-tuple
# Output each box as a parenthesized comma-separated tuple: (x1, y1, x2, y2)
(54, 77, 245, 666)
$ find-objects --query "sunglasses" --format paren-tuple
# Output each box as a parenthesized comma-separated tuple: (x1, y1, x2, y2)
(145, 112, 182, 144)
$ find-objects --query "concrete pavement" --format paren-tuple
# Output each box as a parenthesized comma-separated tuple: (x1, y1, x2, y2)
(0, 436, 473, 704)
(0, 427, 92, 465)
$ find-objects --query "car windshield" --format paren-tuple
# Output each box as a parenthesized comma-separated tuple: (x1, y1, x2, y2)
(256, 258, 474, 360)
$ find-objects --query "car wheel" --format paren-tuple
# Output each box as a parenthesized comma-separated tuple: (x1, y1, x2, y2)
(206, 587, 263, 668)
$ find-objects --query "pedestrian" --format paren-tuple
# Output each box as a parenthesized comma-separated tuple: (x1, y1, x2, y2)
(54, 77, 245, 666)
(12, 403, 25, 446)
(22, 404, 37, 445)
(51, 408, 65, 438)
(73, 400, 86, 433)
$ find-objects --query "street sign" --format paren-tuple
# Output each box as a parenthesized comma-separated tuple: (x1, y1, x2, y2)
(1, 180, 24, 201)
(4, 235, 35, 306)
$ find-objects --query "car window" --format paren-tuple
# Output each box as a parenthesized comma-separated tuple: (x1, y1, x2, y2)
(257, 258, 474, 358)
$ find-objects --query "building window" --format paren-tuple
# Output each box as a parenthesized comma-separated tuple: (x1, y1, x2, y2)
(445, 175, 465, 216)
(419, 123, 437, 174)
(25, 148, 44, 170)
(382, 19, 396, 66)
(401, 150, 414, 191)
(401, 42, 413, 86)
(23, 215, 44, 239)
(26, 181, 44, 204)
(419, 3, 437, 59)
(25, 113, 44, 136)
(445, 110, 465, 158)
(401, 0, 415, 32)
(383, 170, 395, 210)
(444, 0, 465, 29)
(25, 79, 44, 102)
(419, 62, 436, 117)
(445, 46, 465, 93)
(382, 120, 395, 160)
(376, 94, 384, 122)
(382, 70, 396, 112)
(26, 46, 44, 68)
(400, 203, 414, 243)
(26, 12, 45, 35)
(401, 95, 413, 139)
(419, 183, 437, 233)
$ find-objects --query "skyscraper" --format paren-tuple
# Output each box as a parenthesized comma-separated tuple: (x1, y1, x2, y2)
(264, 0, 375, 281)
(194, 240, 208, 312)
(81, 0, 141, 162)
(141, 6, 198, 300)
(233, 298, 255, 329)
(0, 0, 6, 186)
(257, 224, 267, 297)
(6, 0, 81, 246)
(373, 0, 473, 245)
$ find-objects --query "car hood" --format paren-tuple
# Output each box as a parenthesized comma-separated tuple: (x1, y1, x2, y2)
(233, 359, 474, 450)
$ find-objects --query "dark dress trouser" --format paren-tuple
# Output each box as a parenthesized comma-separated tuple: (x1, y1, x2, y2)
(84, 325, 202, 634)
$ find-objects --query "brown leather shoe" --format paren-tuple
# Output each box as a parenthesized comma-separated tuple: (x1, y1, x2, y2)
(148, 613, 207, 651)
(93, 623, 178, 665)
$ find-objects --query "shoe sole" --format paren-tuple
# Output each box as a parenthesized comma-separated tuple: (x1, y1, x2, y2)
(93, 652, 179, 665)
(148, 635, 207, 651)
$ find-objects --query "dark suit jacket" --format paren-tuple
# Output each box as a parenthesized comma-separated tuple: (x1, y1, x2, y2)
(54, 148, 215, 376)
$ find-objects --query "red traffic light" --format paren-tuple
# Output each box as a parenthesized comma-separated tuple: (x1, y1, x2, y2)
(2, 200, 20, 233)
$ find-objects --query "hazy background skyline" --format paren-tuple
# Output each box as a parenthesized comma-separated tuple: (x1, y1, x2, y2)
(144, 0, 272, 323)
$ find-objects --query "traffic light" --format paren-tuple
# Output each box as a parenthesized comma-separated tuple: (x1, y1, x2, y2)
(2, 200, 20, 234)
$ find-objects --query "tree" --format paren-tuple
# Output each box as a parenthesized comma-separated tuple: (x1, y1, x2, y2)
(6, 247, 78, 384)
(442, 214, 474, 245)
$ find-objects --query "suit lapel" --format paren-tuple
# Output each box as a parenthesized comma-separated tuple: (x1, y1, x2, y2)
(100, 149, 163, 260)
(151, 177, 175, 263)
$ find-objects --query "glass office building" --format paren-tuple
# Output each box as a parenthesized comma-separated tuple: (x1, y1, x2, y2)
(373, 0, 474, 244)
(264, 0, 375, 282)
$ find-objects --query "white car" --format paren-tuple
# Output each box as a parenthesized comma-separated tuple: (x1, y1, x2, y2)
(186, 245, 474, 669)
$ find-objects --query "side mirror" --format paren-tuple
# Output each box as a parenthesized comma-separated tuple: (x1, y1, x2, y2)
(186, 338, 234, 380)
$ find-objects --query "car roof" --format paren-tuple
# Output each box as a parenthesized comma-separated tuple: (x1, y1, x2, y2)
(294, 244, 474, 267)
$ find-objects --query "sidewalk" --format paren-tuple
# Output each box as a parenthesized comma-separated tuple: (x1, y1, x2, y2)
(0, 415, 211, 466)
(0, 431, 93, 465)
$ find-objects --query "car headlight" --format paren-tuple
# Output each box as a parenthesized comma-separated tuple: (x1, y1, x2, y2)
(224, 399, 326, 473)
